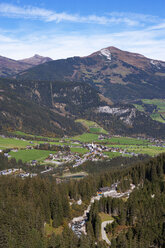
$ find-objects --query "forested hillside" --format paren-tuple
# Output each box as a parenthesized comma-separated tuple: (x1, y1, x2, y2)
(0, 152, 164, 247)
(1, 77, 165, 138)
(16, 47, 165, 103)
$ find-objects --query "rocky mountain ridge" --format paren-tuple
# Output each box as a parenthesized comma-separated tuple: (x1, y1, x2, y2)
(18, 54, 52, 66)
(15, 46, 165, 102)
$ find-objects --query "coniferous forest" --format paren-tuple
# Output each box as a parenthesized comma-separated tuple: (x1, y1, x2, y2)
(0, 152, 164, 248)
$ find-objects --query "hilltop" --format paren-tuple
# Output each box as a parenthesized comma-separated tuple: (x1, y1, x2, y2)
(0, 54, 52, 77)
(15, 46, 165, 102)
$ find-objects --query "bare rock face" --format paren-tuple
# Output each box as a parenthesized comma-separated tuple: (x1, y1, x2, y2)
(97, 105, 137, 126)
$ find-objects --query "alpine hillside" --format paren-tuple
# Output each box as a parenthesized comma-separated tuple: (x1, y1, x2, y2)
(0, 77, 165, 138)
(0, 54, 52, 77)
(16, 46, 165, 102)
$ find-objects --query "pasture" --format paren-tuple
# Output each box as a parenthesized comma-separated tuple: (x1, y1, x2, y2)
(70, 147, 89, 154)
(9, 149, 54, 162)
(75, 119, 108, 134)
(142, 99, 165, 123)
(0, 136, 32, 149)
(99, 212, 114, 222)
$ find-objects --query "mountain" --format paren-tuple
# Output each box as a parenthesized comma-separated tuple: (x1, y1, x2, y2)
(0, 54, 52, 77)
(0, 78, 101, 136)
(0, 76, 165, 138)
(1, 46, 165, 137)
(0, 55, 31, 77)
(18, 54, 52, 66)
(16, 46, 165, 102)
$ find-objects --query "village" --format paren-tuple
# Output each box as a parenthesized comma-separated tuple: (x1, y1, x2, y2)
(45, 142, 138, 169)
(1, 132, 165, 179)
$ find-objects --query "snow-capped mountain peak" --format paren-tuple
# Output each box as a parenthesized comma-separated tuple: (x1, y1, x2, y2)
(100, 48, 111, 61)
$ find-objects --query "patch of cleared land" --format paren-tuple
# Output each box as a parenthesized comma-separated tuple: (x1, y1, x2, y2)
(61, 171, 88, 179)
(143, 99, 165, 123)
(70, 147, 89, 154)
(0, 136, 32, 149)
(71, 133, 100, 142)
(75, 119, 108, 134)
(13, 131, 59, 141)
(99, 212, 114, 222)
(44, 220, 63, 236)
(133, 99, 165, 123)
(9, 149, 54, 163)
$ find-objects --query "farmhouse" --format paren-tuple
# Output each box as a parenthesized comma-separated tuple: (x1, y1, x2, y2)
(97, 187, 111, 195)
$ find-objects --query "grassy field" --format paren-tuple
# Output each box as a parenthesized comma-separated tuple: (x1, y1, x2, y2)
(13, 131, 60, 141)
(126, 145, 165, 156)
(0, 136, 33, 149)
(105, 136, 150, 145)
(133, 104, 145, 112)
(133, 99, 165, 123)
(150, 113, 165, 123)
(75, 119, 108, 134)
(71, 135, 150, 145)
(103, 151, 123, 159)
(70, 147, 88, 154)
(9, 149, 54, 162)
(99, 212, 114, 222)
(142, 99, 165, 123)
(142, 99, 165, 108)
(71, 133, 99, 142)
(44, 220, 63, 236)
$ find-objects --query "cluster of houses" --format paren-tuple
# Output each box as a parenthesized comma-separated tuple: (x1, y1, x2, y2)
(0, 168, 20, 176)
(85, 142, 126, 155)
(19, 172, 37, 178)
(0, 168, 37, 178)
(97, 183, 135, 198)
(84, 142, 107, 152)
(44, 141, 139, 169)
(46, 151, 81, 165)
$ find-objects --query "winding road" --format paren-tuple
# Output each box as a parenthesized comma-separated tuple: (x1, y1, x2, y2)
(101, 220, 113, 246)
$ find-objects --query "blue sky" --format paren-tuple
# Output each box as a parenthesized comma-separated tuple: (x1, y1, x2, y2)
(0, 0, 165, 60)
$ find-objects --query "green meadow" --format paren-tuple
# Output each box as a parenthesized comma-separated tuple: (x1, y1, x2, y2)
(134, 99, 165, 123)
(70, 133, 100, 142)
(104, 136, 150, 145)
(142, 99, 165, 123)
(13, 131, 60, 141)
(126, 145, 165, 156)
(75, 119, 108, 134)
(70, 147, 89, 154)
(0, 136, 32, 149)
(9, 149, 54, 163)
(103, 151, 124, 158)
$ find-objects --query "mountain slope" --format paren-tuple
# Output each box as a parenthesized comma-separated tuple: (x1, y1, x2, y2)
(0, 78, 91, 136)
(1, 77, 165, 138)
(18, 54, 52, 66)
(16, 46, 165, 102)
(0, 54, 52, 77)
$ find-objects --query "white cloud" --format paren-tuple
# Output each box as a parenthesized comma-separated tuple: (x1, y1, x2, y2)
(149, 22, 165, 30)
(0, 27, 165, 61)
(0, 3, 164, 61)
(0, 3, 158, 26)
